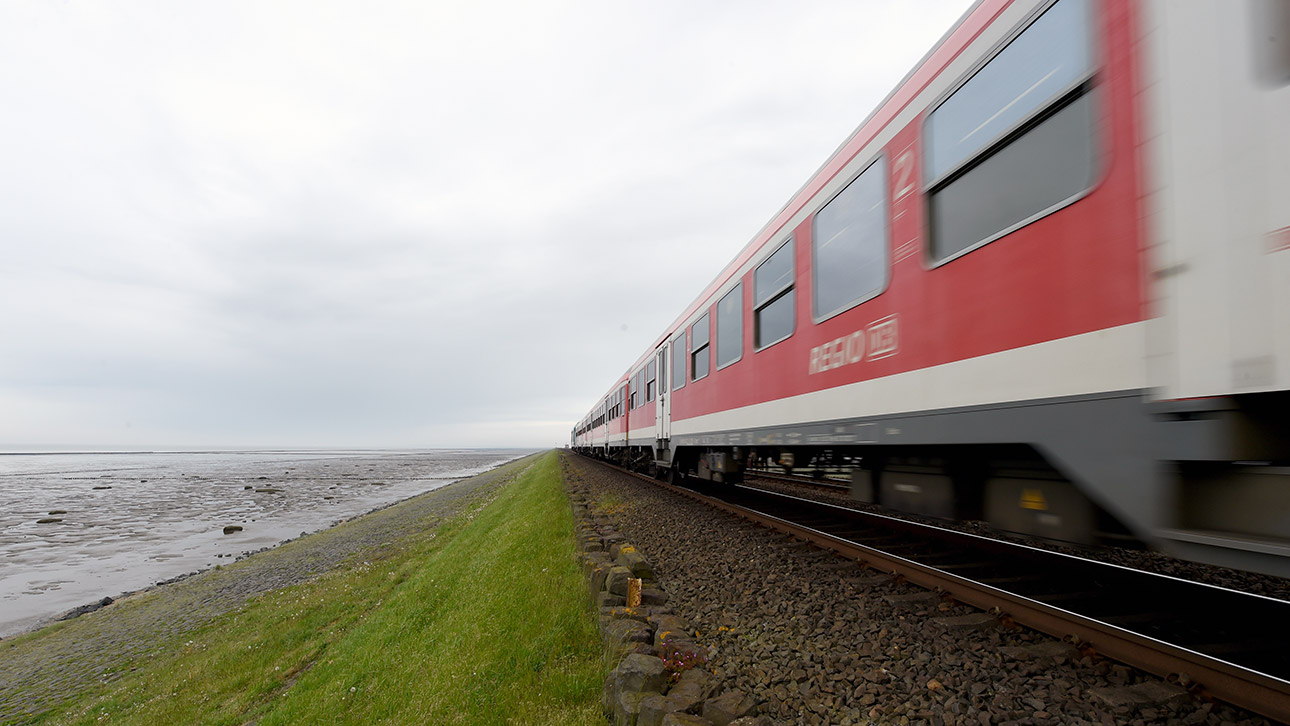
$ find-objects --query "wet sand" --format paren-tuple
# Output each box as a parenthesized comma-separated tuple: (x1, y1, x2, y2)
(0, 449, 532, 638)
(0, 453, 538, 724)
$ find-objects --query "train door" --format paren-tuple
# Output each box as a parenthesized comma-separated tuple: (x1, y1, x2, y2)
(655, 345, 670, 441)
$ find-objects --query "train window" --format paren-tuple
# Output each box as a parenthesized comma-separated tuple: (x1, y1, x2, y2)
(754, 238, 794, 349)
(646, 360, 656, 402)
(925, 0, 1096, 263)
(812, 157, 889, 321)
(660, 355, 668, 396)
(671, 332, 686, 390)
(716, 283, 742, 369)
(1251, 0, 1290, 86)
(691, 312, 711, 381)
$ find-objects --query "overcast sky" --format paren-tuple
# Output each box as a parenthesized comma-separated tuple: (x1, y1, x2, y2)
(0, 0, 974, 450)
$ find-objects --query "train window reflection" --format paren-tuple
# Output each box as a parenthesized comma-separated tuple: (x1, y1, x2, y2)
(925, 0, 1092, 182)
(755, 238, 794, 349)
(671, 333, 686, 390)
(691, 312, 711, 381)
(717, 283, 742, 369)
(812, 156, 889, 321)
(930, 93, 1094, 261)
(925, 0, 1096, 263)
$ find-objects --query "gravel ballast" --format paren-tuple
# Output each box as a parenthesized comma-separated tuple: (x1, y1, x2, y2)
(564, 454, 1275, 726)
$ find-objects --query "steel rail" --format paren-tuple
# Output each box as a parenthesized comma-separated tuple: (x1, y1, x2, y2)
(576, 456, 1290, 724)
(745, 471, 851, 492)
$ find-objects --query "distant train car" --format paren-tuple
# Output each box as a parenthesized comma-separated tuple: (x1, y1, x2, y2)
(573, 0, 1290, 578)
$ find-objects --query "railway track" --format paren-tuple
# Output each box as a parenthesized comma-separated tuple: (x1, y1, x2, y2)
(591, 458, 1290, 724)
(745, 470, 851, 493)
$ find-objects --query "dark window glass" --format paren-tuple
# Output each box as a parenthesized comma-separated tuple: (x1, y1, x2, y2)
(671, 334, 686, 390)
(754, 239, 794, 349)
(716, 283, 742, 369)
(1252, 0, 1290, 86)
(657, 350, 667, 395)
(930, 94, 1094, 260)
(926, 0, 1092, 181)
(691, 312, 710, 381)
(692, 312, 710, 349)
(925, 0, 1095, 261)
(646, 360, 656, 402)
(755, 240, 793, 303)
(812, 158, 889, 320)
(756, 293, 794, 348)
(693, 347, 709, 381)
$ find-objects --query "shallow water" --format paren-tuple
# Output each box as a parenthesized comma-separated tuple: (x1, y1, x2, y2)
(0, 448, 532, 638)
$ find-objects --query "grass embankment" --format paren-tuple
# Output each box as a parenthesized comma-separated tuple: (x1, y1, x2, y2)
(36, 451, 604, 725)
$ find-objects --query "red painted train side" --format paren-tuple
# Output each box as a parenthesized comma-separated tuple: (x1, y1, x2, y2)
(574, 0, 1290, 577)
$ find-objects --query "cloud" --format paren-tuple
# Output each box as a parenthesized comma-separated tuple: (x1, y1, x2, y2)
(0, 0, 973, 448)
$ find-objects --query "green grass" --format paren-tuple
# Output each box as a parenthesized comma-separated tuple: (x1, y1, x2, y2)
(37, 451, 604, 725)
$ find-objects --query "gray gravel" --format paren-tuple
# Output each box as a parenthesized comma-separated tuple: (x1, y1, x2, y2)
(0, 455, 534, 725)
(566, 454, 1275, 726)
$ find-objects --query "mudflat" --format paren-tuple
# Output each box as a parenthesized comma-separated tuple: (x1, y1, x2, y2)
(0, 454, 536, 724)
(1, 449, 529, 637)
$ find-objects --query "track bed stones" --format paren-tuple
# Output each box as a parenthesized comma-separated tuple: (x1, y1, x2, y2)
(930, 612, 1000, 633)
(883, 590, 941, 612)
(562, 454, 772, 725)
(563, 454, 1277, 726)
(702, 690, 757, 725)
(999, 640, 1081, 663)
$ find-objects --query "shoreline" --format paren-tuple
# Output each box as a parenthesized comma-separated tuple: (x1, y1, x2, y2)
(31, 481, 455, 635)
(0, 449, 533, 638)
(0, 453, 542, 723)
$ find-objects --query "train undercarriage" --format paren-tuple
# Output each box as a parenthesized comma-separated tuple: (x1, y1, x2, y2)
(577, 390, 1290, 579)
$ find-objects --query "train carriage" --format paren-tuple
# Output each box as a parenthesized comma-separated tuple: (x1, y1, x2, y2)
(574, 0, 1290, 577)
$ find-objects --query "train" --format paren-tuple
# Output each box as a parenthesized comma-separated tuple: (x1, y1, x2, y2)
(572, 0, 1290, 578)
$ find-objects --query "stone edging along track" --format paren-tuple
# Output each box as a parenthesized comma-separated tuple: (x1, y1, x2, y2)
(562, 454, 770, 726)
(561, 452, 1275, 726)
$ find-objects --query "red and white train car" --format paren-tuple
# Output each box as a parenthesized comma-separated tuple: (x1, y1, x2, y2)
(574, 0, 1290, 577)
